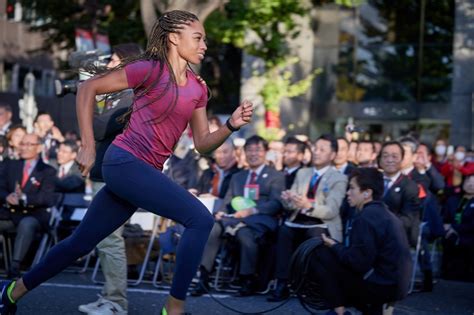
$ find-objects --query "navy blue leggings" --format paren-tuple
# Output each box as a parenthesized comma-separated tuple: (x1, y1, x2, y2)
(22, 144, 214, 300)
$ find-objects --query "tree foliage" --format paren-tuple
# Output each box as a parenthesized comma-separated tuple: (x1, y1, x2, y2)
(20, 0, 145, 52)
(205, 0, 307, 67)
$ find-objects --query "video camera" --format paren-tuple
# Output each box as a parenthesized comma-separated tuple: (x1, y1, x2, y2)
(55, 50, 110, 97)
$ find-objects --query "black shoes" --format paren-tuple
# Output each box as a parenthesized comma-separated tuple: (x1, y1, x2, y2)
(235, 276, 256, 297)
(267, 280, 290, 302)
(190, 266, 210, 297)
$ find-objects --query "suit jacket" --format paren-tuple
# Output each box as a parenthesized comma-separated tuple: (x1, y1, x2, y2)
(194, 163, 240, 198)
(383, 174, 421, 246)
(55, 163, 85, 193)
(407, 166, 446, 196)
(220, 165, 285, 236)
(0, 158, 57, 228)
(338, 162, 357, 177)
(284, 165, 302, 190)
(284, 167, 348, 241)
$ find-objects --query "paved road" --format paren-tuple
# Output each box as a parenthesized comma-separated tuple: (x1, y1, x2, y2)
(8, 272, 474, 315)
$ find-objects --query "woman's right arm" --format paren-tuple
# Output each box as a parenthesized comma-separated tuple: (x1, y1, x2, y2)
(76, 69, 129, 175)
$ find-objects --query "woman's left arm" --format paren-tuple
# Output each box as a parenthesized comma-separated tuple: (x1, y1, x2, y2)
(190, 100, 253, 154)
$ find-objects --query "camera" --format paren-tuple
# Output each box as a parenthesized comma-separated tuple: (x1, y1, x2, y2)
(55, 50, 110, 97)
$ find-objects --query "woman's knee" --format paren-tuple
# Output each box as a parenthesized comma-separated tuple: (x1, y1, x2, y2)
(187, 208, 214, 232)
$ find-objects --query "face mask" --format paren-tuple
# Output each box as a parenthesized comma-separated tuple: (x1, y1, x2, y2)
(435, 145, 446, 156)
(455, 151, 465, 161)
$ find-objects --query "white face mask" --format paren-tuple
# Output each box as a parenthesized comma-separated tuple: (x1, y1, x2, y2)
(455, 151, 465, 161)
(435, 145, 447, 156)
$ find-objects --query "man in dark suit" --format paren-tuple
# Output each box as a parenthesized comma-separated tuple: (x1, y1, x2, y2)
(191, 135, 285, 297)
(399, 137, 444, 291)
(0, 133, 57, 277)
(415, 143, 446, 195)
(335, 137, 356, 176)
(33, 112, 64, 164)
(379, 141, 421, 247)
(55, 140, 85, 193)
(282, 137, 305, 189)
(191, 139, 240, 200)
(356, 140, 377, 168)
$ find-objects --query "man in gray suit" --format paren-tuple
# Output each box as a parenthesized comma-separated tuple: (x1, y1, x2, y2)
(268, 134, 348, 302)
(191, 135, 285, 297)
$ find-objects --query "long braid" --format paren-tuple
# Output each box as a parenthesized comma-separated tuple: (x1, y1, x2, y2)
(112, 10, 199, 126)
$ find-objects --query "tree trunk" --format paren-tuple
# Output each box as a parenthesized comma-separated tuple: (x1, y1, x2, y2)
(140, 0, 227, 36)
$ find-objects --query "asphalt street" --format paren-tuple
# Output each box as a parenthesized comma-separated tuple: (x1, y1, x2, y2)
(6, 271, 474, 315)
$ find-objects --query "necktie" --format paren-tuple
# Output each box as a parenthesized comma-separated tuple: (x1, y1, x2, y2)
(59, 166, 65, 178)
(307, 172, 319, 199)
(249, 171, 257, 184)
(383, 177, 391, 196)
(211, 169, 220, 196)
(21, 161, 31, 188)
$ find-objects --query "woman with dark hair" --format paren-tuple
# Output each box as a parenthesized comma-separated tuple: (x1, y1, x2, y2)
(0, 10, 253, 315)
(310, 168, 411, 315)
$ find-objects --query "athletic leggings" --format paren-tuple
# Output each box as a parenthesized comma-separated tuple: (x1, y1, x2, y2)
(22, 144, 214, 300)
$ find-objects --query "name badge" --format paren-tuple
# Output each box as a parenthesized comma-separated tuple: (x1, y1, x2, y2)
(244, 184, 260, 200)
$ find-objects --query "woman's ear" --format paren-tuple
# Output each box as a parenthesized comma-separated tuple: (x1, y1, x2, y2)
(168, 32, 179, 46)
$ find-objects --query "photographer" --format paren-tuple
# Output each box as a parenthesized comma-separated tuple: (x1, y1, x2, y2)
(310, 168, 411, 315)
(34, 111, 65, 165)
(78, 43, 142, 315)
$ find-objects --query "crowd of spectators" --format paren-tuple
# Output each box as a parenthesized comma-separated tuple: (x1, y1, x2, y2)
(0, 101, 473, 313)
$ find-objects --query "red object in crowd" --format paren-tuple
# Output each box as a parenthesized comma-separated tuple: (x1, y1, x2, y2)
(265, 111, 280, 129)
(460, 162, 474, 176)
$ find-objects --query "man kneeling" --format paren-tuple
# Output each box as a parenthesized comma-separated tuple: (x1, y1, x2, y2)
(310, 168, 412, 315)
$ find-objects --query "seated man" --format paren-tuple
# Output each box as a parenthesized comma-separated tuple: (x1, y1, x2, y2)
(191, 135, 285, 297)
(55, 140, 85, 194)
(311, 168, 412, 315)
(191, 139, 240, 202)
(268, 134, 347, 302)
(0, 133, 57, 277)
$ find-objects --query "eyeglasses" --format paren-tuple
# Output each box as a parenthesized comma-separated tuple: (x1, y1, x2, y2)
(20, 142, 40, 148)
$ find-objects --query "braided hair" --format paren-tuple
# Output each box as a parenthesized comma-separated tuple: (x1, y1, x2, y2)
(103, 10, 202, 126)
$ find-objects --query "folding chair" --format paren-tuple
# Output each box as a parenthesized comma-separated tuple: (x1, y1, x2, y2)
(152, 218, 178, 288)
(32, 193, 93, 272)
(0, 234, 10, 273)
(92, 210, 159, 286)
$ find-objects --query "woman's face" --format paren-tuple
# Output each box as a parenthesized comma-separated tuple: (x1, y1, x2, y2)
(172, 20, 207, 65)
(9, 128, 26, 148)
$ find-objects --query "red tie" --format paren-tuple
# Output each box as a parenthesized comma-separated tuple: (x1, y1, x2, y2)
(21, 161, 31, 188)
(211, 169, 220, 196)
(249, 171, 257, 184)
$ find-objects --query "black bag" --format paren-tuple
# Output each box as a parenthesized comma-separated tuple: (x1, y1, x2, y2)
(90, 91, 133, 182)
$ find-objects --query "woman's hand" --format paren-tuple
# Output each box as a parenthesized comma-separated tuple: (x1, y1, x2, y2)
(76, 145, 96, 176)
(229, 100, 254, 129)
